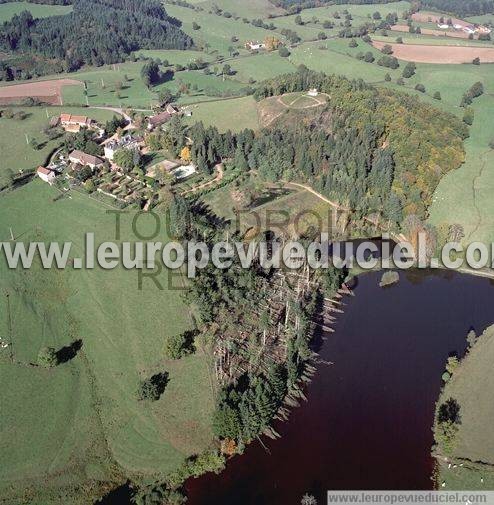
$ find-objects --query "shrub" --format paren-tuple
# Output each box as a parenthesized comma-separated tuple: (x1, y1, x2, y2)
(37, 346, 58, 368)
(473, 57, 481, 65)
(415, 83, 426, 93)
(364, 51, 375, 63)
(349, 39, 358, 47)
(279, 46, 290, 57)
(381, 44, 393, 55)
(433, 91, 442, 100)
(402, 62, 416, 78)
(164, 330, 195, 359)
(137, 372, 169, 401)
(396, 36, 403, 43)
(384, 73, 391, 82)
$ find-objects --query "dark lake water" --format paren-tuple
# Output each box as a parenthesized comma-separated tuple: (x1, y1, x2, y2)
(185, 270, 494, 505)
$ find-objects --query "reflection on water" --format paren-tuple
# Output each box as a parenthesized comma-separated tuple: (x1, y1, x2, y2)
(185, 270, 494, 504)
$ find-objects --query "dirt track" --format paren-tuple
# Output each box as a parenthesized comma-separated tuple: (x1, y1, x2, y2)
(372, 41, 494, 63)
(0, 79, 82, 105)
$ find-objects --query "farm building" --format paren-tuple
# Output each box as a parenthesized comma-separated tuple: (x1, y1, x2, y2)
(147, 111, 171, 130)
(104, 135, 141, 161)
(437, 23, 449, 29)
(308, 88, 319, 97)
(245, 40, 265, 51)
(69, 150, 104, 170)
(166, 104, 180, 115)
(60, 113, 92, 132)
(37, 166, 56, 184)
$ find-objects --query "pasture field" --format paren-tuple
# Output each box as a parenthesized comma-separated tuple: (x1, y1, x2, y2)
(435, 325, 494, 489)
(0, 106, 117, 187)
(165, 3, 280, 56)
(0, 181, 215, 502)
(134, 49, 215, 66)
(289, 39, 400, 83)
(60, 62, 244, 108)
(0, 1, 72, 22)
(228, 52, 296, 83)
(183, 95, 260, 132)
(194, 0, 285, 18)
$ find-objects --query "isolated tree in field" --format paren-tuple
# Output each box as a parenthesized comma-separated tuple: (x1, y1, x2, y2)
(158, 88, 173, 106)
(294, 15, 303, 25)
(433, 91, 442, 100)
(372, 11, 381, 20)
(279, 46, 290, 57)
(473, 57, 481, 65)
(384, 73, 391, 82)
(415, 83, 426, 93)
(381, 44, 393, 55)
(141, 61, 161, 88)
(364, 52, 375, 63)
(402, 62, 416, 78)
(396, 36, 403, 43)
(323, 20, 333, 29)
(137, 372, 168, 401)
(349, 38, 358, 47)
(164, 331, 195, 359)
(192, 21, 200, 30)
(318, 32, 327, 40)
(38, 346, 58, 368)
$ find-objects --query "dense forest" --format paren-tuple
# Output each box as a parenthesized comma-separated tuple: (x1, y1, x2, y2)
(151, 69, 466, 225)
(0, 0, 192, 71)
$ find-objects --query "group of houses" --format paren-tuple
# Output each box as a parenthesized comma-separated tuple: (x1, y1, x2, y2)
(37, 105, 197, 191)
(436, 20, 491, 35)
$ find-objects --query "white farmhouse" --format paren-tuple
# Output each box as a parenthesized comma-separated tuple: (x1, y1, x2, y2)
(37, 166, 56, 184)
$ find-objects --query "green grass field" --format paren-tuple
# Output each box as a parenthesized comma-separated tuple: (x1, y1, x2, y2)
(184, 95, 260, 132)
(228, 52, 296, 83)
(195, 0, 285, 18)
(0, 1, 72, 22)
(60, 61, 246, 108)
(0, 106, 118, 187)
(0, 181, 215, 502)
(435, 325, 494, 489)
(165, 3, 280, 56)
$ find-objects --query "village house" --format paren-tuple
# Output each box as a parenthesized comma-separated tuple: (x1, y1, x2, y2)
(245, 40, 265, 51)
(147, 111, 171, 130)
(37, 166, 56, 184)
(308, 88, 319, 97)
(60, 113, 92, 133)
(104, 135, 141, 161)
(69, 150, 104, 170)
(165, 104, 180, 115)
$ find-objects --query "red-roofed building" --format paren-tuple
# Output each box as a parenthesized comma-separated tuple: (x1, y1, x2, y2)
(147, 111, 171, 130)
(37, 166, 56, 184)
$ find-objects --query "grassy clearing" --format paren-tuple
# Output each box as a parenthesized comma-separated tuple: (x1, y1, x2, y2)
(0, 106, 117, 187)
(184, 96, 259, 132)
(435, 325, 494, 489)
(228, 52, 296, 83)
(195, 0, 285, 19)
(134, 49, 214, 66)
(61, 62, 245, 108)
(201, 176, 335, 236)
(0, 1, 72, 22)
(289, 39, 400, 83)
(165, 3, 279, 56)
(0, 181, 214, 501)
